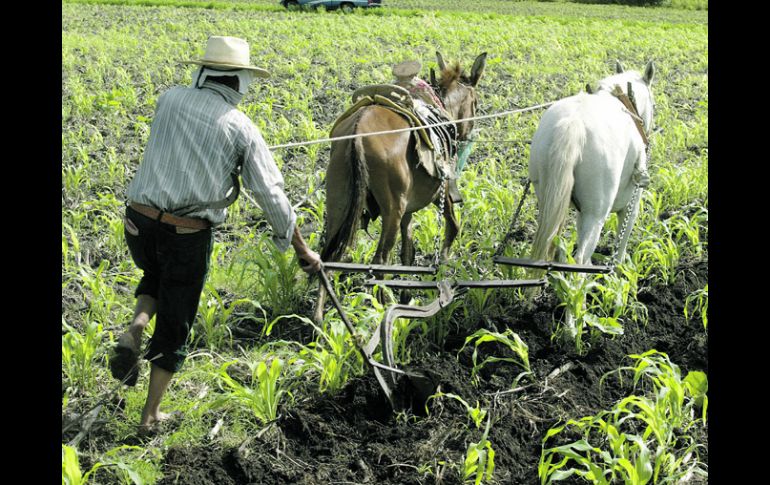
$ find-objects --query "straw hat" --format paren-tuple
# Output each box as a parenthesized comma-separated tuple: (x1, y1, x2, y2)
(181, 36, 270, 78)
(392, 60, 421, 80)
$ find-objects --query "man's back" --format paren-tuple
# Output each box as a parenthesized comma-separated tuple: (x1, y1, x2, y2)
(128, 81, 251, 224)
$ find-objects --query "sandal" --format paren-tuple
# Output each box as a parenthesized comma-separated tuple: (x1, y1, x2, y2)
(109, 332, 140, 387)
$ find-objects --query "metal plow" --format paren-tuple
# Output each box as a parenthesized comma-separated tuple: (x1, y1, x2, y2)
(318, 257, 609, 412)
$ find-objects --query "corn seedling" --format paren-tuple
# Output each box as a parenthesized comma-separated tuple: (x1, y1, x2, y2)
(463, 414, 496, 485)
(62, 444, 103, 485)
(590, 270, 648, 326)
(212, 356, 292, 425)
(541, 351, 708, 484)
(603, 350, 708, 432)
(666, 210, 707, 258)
(427, 391, 487, 430)
(238, 232, 306, 316)
(632, 233, 681, 285)
(62, 444, 160, 485)
(78, 260, 131, 327)
(297, 310, 364, 393)
(193, 284, 260, 350)
(62, 318, 104, 393)
(684, 284, 708, 330)
(549, 270, 623, 355)
(460, 328, 532, 386)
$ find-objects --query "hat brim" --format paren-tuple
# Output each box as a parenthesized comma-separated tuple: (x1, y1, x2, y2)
(181, 60, 270, 78)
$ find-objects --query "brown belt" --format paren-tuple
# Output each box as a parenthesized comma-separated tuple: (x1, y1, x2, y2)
(129, 202, 211, 230)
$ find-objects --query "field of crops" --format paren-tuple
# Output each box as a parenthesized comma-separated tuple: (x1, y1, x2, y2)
(62, 0, 708, 483)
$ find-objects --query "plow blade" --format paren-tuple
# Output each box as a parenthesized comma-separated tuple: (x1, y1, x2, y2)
(493, 256, 611, 274)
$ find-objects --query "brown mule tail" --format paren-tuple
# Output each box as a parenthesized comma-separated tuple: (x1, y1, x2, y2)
(321, 112, 368, 263)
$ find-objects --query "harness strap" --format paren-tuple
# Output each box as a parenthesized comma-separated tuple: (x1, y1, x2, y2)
(610, 85, 649, 147)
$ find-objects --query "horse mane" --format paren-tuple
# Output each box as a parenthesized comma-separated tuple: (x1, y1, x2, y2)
(439, 62, 463, 91)
(597, 70, 644, 92)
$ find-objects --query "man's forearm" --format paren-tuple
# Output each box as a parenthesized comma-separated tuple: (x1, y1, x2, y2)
(291, 225, 311, 256)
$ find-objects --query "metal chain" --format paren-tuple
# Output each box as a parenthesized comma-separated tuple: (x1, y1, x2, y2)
(494, 178, 531, 257)
(607, 140, 653, 270)
(432, 174, 447, 267)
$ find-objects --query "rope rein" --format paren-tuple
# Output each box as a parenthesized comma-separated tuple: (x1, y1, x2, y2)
(266, 101, 556, 150)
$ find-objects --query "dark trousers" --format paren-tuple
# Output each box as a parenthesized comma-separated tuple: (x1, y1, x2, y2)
(124, 206, 213, 373)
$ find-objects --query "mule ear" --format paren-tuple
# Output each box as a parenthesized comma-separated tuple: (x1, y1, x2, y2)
(643, 60, 655, 85)
(615, 60, 625, 73)
(430, 67, 437, 87)
(469, 52, 488, 87)
(436, 51, 446, 72)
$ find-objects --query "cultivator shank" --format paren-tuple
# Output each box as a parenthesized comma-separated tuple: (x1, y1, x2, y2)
(317, 256, 606, 411)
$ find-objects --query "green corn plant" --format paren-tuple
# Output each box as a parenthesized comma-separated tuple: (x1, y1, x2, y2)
(213, 356, 291, 425)
(665, 210, 707, 258)
(590, 270, 648, 326)
(297, 311, 362, 394)
(78, 260, 130, 327)
(463, 415, 496, 485)
(427, 391, 487, 430)
(684, 284, 708, 330)
(238, 232, 305, 316)
(632, 233, 681, 285)
(62, 222, 81, 271)
(606, 350, 708, 433)
(193, 284, 260, 350)
(100, 445, 162, 485)
(62, 444, 103, 485)
(62, 318, 104, 392)
(62, 444, 157, 485)
(549, 271, 622, 355)
(539, 413, 658, 485)
(63, 164, 89, 195)
(542, 350, 708, 484)
(391, 307, 426, 365)
(460, 328, 531, 385)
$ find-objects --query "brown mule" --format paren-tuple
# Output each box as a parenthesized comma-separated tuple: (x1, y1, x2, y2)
(314, 52, 487, 324)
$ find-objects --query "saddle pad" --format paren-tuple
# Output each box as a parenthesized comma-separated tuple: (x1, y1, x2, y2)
(330, 93, 434, 149)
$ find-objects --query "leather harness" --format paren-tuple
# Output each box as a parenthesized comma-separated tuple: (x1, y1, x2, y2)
(610, 84, 649, 147)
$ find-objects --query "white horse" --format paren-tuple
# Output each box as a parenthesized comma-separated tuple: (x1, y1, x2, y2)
(529, 61, 655, 268)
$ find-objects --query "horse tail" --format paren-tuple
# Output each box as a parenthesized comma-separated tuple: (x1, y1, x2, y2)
(321, 112, 368, 263)
(530, 115, 586, 265)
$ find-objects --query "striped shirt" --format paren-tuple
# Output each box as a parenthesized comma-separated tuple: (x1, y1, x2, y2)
(127, 80, 296, 251)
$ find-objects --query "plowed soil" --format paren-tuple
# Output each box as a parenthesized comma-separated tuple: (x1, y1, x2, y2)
(155, 259, 708, 484)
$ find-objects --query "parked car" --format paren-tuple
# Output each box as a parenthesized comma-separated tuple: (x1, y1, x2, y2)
(280, 0, 382, 12)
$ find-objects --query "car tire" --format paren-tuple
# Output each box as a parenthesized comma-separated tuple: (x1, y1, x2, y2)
(341, 3, 354, 13)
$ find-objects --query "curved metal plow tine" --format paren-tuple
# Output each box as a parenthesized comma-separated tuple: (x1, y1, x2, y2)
(379, 282, 455, 384)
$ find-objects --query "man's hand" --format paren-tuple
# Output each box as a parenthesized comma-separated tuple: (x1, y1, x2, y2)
(291, 225, 322, 274)
(297, 249, 322, 274)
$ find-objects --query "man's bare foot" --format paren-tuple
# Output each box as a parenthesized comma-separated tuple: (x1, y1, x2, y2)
(137, 411, 182, 436)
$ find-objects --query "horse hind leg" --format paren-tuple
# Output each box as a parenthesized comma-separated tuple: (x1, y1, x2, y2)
(372, 206, 406, 305)
(400, 212, 415, 267)
(560, 210, 606, 342)
(574, 211, 607, 266)
(398, 213, 414, 304)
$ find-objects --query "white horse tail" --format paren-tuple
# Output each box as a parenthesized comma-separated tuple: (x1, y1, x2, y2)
(530, 115, 586, 264)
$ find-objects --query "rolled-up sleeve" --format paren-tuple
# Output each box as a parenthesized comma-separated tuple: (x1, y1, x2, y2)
(240, 123, 296, 252)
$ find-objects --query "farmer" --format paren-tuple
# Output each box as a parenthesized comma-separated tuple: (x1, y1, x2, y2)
(110, 36, 322, 434)
(392, 60, 446, 112)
